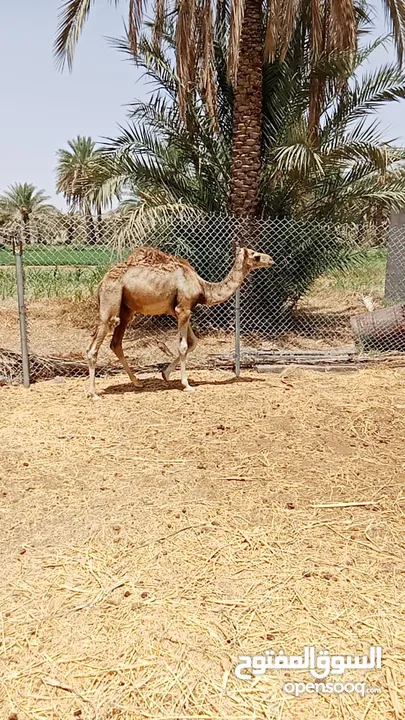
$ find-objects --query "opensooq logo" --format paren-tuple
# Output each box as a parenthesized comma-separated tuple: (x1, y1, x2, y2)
(234, 645, 382, 680)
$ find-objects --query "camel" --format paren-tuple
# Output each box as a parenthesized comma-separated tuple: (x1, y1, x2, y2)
(86, 245, 273, 398)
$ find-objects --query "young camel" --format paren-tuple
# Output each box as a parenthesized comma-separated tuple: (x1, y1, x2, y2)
(86, 245, 273, 398)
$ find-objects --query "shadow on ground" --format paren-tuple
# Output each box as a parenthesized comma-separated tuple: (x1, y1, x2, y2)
(101, 375, 263, 395)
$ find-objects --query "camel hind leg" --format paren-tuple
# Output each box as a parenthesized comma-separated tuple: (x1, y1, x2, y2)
(86, 278, 123, 399)
(87, 317, 119, 399)
(110, 304, 143, 389)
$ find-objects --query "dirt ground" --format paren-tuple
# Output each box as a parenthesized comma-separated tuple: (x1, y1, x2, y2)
(1, 367, 405, 719)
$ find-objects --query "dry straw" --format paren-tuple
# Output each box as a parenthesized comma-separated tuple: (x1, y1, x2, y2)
(0, 367, 405, 719)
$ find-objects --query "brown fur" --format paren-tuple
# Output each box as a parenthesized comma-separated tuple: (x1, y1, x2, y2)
(105, 263, 128, 281)
(125, 247, 193, 272)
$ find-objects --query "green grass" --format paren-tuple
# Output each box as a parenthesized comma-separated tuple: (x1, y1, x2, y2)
(0, 243, 119, 301)
(0, 246, 388, 302)
(327, 247, 387, 292)
(0, 244, 116, 267)
(0, 266, 107, 300)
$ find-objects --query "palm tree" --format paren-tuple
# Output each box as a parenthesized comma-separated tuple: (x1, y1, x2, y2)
(100, 30, 405, 222)
(88, 29, 405, 328)
(54, 0, 405, 218)
(56, 136, 101, 206)
(0, 183, 57, 244)
(56, 135, 116, 243)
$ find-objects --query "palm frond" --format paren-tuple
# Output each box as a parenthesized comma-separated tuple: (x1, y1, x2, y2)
(228, 0, 244, 82)
(114, 195, 203, 247)
(381, 0, 405, 63)
(54, 0, 93, 70)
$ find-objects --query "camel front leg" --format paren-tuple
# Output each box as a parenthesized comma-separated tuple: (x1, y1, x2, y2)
(171, 308, 194, 391)
(179, 322, 194, 391)
(163, 323, 198, 388)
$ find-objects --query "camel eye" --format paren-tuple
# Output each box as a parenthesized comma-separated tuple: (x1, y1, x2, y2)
(253, 253, 261, 261)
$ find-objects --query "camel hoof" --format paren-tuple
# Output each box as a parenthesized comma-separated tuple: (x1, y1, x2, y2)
(162, 370, 170, 383)
(132, 380, 144, 389)
(183, 385, 195, 392)
(90, 393, 102, 401)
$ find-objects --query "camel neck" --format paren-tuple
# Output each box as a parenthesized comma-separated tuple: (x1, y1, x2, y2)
(201, 253, 246, 306)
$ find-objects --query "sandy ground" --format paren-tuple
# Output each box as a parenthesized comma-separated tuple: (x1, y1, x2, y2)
(1, 367, 405, 719)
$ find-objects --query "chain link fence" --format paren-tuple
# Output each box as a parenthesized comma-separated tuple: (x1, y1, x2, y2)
(1, 212, 404, 385)
(0, 228, 24, 384)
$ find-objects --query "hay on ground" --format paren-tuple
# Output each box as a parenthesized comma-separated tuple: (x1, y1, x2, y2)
(0, 368, 405, 719)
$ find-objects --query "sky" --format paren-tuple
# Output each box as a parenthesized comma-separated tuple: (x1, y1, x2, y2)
(0, 1, 403, 208)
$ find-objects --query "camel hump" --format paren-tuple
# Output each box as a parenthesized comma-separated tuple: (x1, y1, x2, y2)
(105, 262, 128, 281)
(125, 246, 193, 272)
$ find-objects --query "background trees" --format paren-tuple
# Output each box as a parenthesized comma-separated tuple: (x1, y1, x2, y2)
(56, 136, 118, 243)
(0, 183, 57, 243)
(54, 0, 405, 218)
(70, 24, 405, 326)
(87, 27, 405, 226)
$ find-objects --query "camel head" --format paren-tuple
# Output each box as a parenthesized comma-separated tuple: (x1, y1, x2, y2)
(239, 247, 274, 273)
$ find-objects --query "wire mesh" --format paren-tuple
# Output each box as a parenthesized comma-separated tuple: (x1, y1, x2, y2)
(238, 218, 389, 350)
(0, 214, 236, 382)
(1, 212, 404, 385)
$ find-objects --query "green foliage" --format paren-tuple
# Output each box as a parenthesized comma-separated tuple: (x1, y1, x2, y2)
(49, 15, 405, 330)
(0, 268, 17, 299)
(0, 183, 55, 218)
(328, 246, 387, 291)
(0, 183, 59, 246)
(0, 242, 117, 302)
(99, 28, 405, 229)
(56, 136, 118, 214)
(242, 221, 369, 330)
(84, 26, 405, 326)
(0, 244, 115, 267)
(0, 265, 107, 301)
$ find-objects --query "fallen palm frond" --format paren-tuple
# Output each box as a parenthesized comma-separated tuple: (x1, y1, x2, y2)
(0, 347, 103, 384)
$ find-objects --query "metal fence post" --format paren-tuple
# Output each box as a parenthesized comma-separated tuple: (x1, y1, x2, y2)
(13, 237, 30, 388)
(234, 288, 241, 377)
(232, 225, 242, 378)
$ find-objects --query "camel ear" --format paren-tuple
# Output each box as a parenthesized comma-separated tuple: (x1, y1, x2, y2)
(237, 246, 248, 261)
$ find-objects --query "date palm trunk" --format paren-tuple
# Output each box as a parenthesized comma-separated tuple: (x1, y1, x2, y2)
(21, 212, 31, 245)
(84, 200, 96, 246)
(97, 203, 103, 244)
(66, 214, 74, 245)
(229, 0, 263, 221)
(229, 0, 264, 334)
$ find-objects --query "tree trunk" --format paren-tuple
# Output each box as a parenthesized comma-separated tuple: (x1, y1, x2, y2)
(36, 221, 43, 245)
(86, 213, 96, 246)
(228, 0, 263, 333)
(22, 216, 31, 245)
(84, 204, 96, 246)
(229, 0, 263, 220)
(66, 215, 74, 245)
(97, 205, 103, 244)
